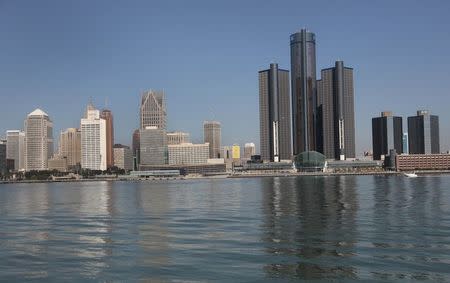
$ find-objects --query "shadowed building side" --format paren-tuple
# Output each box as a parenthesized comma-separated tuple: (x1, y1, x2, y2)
(259, 63, 292, 162)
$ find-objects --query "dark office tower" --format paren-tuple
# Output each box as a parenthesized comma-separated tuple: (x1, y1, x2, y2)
(290, 29, 317, 155)
(259, 63, 292, 162)
(408, 110, 440, 154)
(317, 61, 355, 160)
(372, 112, 403, 160)
(132, 129, 140, 169)
(100, 109, 114, 168)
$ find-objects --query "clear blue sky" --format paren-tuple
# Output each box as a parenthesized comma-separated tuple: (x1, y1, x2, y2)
(1, 0, 449, 155)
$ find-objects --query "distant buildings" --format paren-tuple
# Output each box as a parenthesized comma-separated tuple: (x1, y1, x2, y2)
(259, 63, 292, 162)
(81, 103, 107, 171)
(58, 128, 81, 168)
(140, 90, 166, 129)
(317, 61, 355, 160)
(290, 29, 318, 155)
(408, 110, 440, 154)
(139, 126, 167, 167)
(168, 143, 209, 165)
(100, 109, 114, 168)
(243, 143, 256, 159)
(24, 109, 53, 171)
(204, 121, 221, 158)
(232, 144, 240, 159)
(113, 144, 133, 171)
(6, 130, 25, 171)
(372, 112, 403, 160)
(167, 132, 190, 145)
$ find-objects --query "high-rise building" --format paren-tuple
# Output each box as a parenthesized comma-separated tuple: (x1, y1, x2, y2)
(100, 109, 114, 168)
(59, 128, 81, 168)
(408, 110, 440, 154)
(0, 140, 6, 175)
(167, 132, 190, 145)
(372, 112, 403, 160)
(203, 121, 221, 158)
(244, 143, 256, 159)
(24, 109, 53, 171)
(290, 29, 318, 155)
(259, 63, 292, 162)
(168, 143, 209, 165)
(140, 90, 166, 129)
(140, 126, 167, 167)
(403, 133, 409, 155)
(81, 103, 107, 171)
(6, 130, 25, 171)
(113, 144, 133, 171)
(317, 61, 355, 160)
(132, 129, 140, 170)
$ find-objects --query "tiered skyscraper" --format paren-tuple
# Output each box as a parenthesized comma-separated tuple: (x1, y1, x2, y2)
(259, 63, 292, 162)
(139, 90, 168, 168)
(290, 29, 318, 155)
(140, 90, 166, 129)
(408, 110, 440, 154)
(24, 109, 53, 171)
(203, 121, 221, 158)
(317, 61, 355, 160)
(81, 103, 107, 170)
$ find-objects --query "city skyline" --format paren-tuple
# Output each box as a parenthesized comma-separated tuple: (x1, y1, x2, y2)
(1, 1, 450, 153)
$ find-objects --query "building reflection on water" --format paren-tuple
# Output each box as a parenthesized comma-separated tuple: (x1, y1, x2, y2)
(261, 176, 359, 280)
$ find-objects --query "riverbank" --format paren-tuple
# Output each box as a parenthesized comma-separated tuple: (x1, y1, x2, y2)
(2, 170, 450, 185)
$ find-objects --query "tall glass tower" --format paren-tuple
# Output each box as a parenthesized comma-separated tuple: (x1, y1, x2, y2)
(290, 29, 317, 155)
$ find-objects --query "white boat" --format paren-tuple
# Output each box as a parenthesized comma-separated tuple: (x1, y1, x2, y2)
(404, 172, 418, 178)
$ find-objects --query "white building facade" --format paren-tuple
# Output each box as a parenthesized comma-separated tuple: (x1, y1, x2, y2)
(168, 143, 209, 165)
(24, 109, 53, 171)
(81, 104, 107, 171)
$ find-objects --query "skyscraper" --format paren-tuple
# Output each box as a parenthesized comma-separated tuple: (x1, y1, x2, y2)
(59, 128, 81, 168)
(290, 29, 318, 155)
(203, 121, 221, 158)
(113, 144, 133, 171)
(317, 61, 355, 160)
(372, 112, 403, 160)
(24, 109, 53, 171)
(139, 127, 168, 167)
(81, 103, 107, 171)
(0, 140, 6, 175)
(259, 63, 292, 162)
(6, 130, 25, 171)
(408, 110, 440, 154)
(140, 90, 166, 129)
(132, 129, 140, 170)
(100, 109, 114, 168)
(403, 133, 409, 155)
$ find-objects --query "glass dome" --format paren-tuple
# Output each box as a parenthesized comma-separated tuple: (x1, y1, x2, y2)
(294, 151, 326, 172)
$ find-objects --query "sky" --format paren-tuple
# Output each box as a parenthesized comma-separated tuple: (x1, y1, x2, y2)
(1, 0, 450, 155)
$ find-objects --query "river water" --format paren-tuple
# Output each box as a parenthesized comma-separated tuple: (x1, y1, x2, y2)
(0, 175, 449, 282)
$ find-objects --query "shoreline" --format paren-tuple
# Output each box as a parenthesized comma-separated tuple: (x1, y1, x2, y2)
(2, 170, 450, 185)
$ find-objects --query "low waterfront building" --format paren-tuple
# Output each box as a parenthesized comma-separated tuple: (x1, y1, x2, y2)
(396, 154, 450, 171)
(325, 160, 383, 173)
(48, 157, 68, 172)
(139, 163, 226, 176)
(168, 143, 209, 165)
